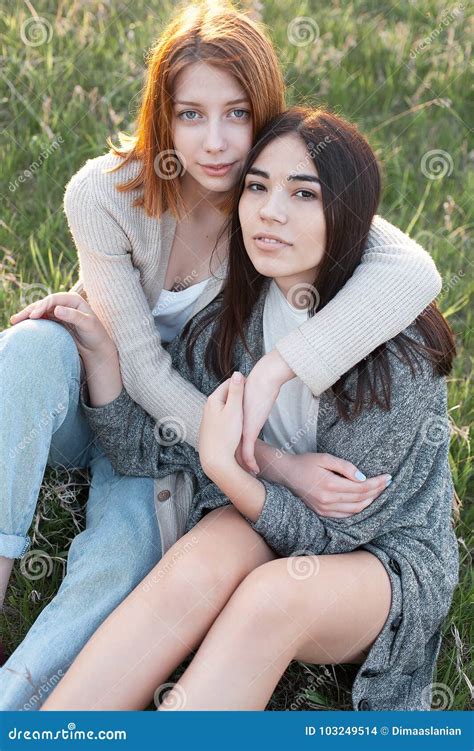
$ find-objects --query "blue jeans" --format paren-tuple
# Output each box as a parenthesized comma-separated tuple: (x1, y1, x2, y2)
(0, 319, 163, 710)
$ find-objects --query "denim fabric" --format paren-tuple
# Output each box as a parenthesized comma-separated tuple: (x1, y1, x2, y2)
(0, 319, 163, 709)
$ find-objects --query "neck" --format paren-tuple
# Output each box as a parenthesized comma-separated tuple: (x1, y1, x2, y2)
(273, 268, 319, 309)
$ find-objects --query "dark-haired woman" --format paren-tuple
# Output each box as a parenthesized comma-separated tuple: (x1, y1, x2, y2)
(40, 107, 459, 712)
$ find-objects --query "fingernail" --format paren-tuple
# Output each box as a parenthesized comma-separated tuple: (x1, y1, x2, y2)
(355, 470, 366, 481)
(232, 372, 242, 383)
(385, 476, 392, 487)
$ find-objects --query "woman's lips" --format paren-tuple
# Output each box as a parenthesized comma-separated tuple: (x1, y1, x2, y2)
(253, 236, 291, 251)
(200, 162, 235, 176)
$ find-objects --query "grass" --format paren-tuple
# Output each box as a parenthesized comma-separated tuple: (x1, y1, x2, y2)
(1, 0, 472, 710)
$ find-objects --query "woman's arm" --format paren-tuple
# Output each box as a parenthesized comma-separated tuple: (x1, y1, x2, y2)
(241, 215, 442, 472)
(63, 165, 207, 450)
(203, 344, 449, 558)
(275, 215, 442, 392)
(79, 384, 200, 479)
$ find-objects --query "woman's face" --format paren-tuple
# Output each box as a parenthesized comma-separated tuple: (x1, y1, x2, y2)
(172, 62, 253, 196)
(238, 134, 326, 300)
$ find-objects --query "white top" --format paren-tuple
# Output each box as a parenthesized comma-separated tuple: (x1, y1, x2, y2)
(152, 278, 211, 343)
(262, 281, 319, 454)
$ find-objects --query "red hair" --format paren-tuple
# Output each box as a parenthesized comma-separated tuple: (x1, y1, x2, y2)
(105, 1, 285, 218)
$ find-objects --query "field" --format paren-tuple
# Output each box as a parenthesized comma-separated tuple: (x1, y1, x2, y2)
(1, 0, 472, 710)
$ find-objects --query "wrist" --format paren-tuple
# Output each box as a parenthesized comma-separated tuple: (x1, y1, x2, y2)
(201, 455, 238, 482)
(82, 342, 118, 371)
(254, 440, 292, 484)
(266, 349, 295, 387)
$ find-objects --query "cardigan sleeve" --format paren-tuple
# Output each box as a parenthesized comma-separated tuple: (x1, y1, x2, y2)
(246, 345, 449, 557)
(80, 384, 200, 479)
(78, 315, 221, 481)
(275, 215, 442, 396)
(64, 167, 207, 451)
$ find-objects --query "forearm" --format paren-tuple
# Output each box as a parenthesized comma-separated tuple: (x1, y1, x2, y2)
(254, 440, 293, 485)
(275, 220, 442, 397)
(81, 346, 123, 407)
(205, 461, 266, 522)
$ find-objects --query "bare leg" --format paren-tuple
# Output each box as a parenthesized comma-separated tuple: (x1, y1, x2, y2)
(0, 557, 14, 610)
(41, 506, 276, 710)
(160, 550, 391, 710)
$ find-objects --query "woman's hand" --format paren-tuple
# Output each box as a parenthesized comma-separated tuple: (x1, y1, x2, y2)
(10, 292, 114, 362)
(241, 349, 295, 473)
(199, 372, 246, 480)
(276, 452, 391, 518)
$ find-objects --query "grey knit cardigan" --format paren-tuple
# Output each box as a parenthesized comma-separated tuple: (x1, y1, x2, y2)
(81, 276, 459, 712)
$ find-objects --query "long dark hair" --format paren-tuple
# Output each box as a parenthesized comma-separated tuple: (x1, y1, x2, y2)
(183, 106, 456, 419)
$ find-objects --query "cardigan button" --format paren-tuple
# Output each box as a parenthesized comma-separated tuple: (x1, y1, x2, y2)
(157, 489, 171, 502)
(358, 699, 371, 710)
(388, 558, 401, 575)
(391, 613, 403, 630)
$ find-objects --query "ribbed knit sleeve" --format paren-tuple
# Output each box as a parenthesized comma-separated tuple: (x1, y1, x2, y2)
(63, 166, 206, 450)
(275, 215, 442, 396)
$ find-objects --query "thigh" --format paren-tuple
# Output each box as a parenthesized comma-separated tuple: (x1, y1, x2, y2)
(287, 549, 392, 665)
(141, 504, 277, 606)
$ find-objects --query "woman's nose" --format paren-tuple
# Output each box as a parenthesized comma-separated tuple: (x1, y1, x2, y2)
(203, 122, 227, 153)
(259, 192, 287, 223)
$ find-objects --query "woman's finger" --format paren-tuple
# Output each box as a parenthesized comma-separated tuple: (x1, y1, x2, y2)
(54, 305, 93, 330)
(207, 378, 232, 406)
(318, 498, 376, 517)
(318, 453, 369, 482)
(319, 471, 391, 498)
(224, 372, 245, 408)
(10, 292, 90, 324)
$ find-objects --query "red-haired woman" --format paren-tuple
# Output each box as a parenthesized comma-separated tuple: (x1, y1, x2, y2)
(0, 2, 441, 709)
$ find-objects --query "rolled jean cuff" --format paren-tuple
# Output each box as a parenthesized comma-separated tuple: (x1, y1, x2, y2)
(0, 532, 31, 559)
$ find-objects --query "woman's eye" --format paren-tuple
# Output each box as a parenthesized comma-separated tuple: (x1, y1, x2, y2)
(245, 182, 265, 192)
(295, 189, 317, 200)
(230, 109, 250, 120)
(178, 111, 200, 121)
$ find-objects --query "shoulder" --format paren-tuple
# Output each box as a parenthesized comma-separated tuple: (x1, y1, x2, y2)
(367, 214, 425, 251)
(64, 151, 143, 210)
(321, 323, 446, 428)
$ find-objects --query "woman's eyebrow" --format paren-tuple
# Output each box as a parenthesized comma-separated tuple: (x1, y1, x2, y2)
(173, 98, 249, 107)
(288, 173, 321, 184)
(246, 167, 321, 185)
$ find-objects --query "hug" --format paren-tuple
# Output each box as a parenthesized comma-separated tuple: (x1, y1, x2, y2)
(0, 2, 458, 712)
